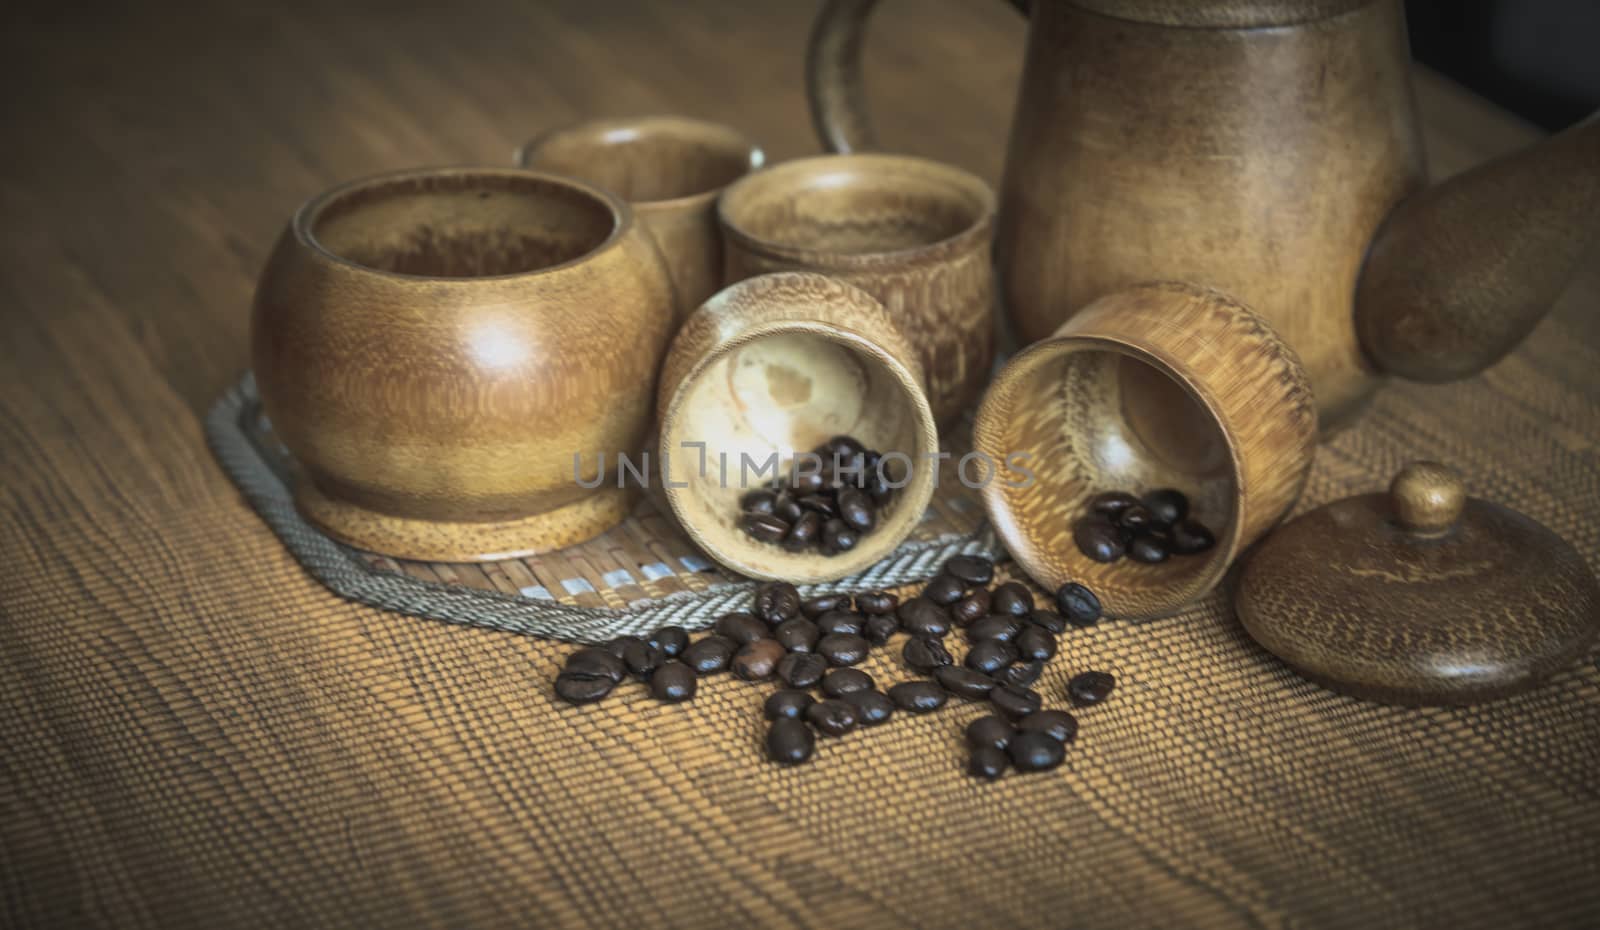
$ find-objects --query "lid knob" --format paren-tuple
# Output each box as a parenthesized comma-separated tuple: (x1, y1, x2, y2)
(1389, 461, 1466, 535)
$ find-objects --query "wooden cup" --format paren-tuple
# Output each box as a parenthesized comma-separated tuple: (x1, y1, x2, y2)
(972, 282, 1318, 619)
(717, 153, 996, 426)
(657, 272, 939, 584)
(519, 116, 763, 320)
(251, 167, 676, 562)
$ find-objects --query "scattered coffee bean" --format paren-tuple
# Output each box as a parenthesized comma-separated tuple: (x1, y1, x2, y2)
(767, 717, 814, 765)
(990, 684, 1042, 719)
(774, 616, 820, 652)
(822, 668, 875, 697)
(965, 715, 1015, 751)
(990, 582, 1034, 617)
(1055, 583, 1103, 627)
(1027, 610, 1068, 635)
(948, 588, 991, 626)
(969, 745, 1010, 780)
(888, 680, 948, 712)
(817, 633, 870, 667)
(966, 615, 1022, 643)
(777, 651, 828, 689)
(965, 639, 1018, 675)
(1007, 730, 1065, 772)
(924, 574, 967, 606)
(554, 671, 614, 704)
(802, 593, 851, 618)
(648, 626, 689, 658)
(1142, 488, 1189, 525)
(903, 635, 954, 674)
(805, 699, 859, 737)
(603, 635, 641, 659)
(898, 598, 951, 638)
(741, 512, 789, 543)
(651, 661, 697, 702)
(1128, 534, 1170, 563)
(1074, 518, 1125, 562)
(565, 647, 626, 684)
(1089, 491, 1141, 516)
(622, 640, 664, 680)
(764, 689, 816, 721)
(843, 689, 895, 725)
(1068, 670, 1116, 706)
(862, 613, 899, 646)
(731, 638, 785, 682)
(855, 590, 899, 615)
(944, 555, 995, 586)
(681, 634, 736, 675)
(815, 610, 864, 637)
(1016, 626, 1057, 663)
(935, 666, 998, 700)
(1018, 709, 1078, 743)
(754, 581, 801, 625)
(1170, 519, 1216, 555)
(740, 488, 778, 515)
(995, 659, 1044, 689)
(714, 611, 769, 645)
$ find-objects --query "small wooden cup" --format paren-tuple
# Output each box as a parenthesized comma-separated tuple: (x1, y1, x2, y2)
(657, 272, 939, 583)
(973, 282, 1318, 619)
(717, 153, 996, 426)
(519, 116, 764, 319)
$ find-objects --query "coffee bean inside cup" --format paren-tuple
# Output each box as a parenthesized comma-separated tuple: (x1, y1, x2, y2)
(1072, 487, 1216, 565)
(736, 435, 897, 557)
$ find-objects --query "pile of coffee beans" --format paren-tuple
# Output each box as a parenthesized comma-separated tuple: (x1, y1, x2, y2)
(552, 557, 1119, 781)
(1073, 488, 1216, 564)
(736, 435, 896, 557)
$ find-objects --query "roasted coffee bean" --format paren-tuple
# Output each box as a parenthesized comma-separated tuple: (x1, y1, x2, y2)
(1055, 583, 1103, 627)
(990, 581, 1034, 617)
(991, 684, 1042, 719)
(681, 634, 736, 675)
(856, 590, 899, 615)
(754, 581, 801, 625)
(648, 626, 689, 658)
(924, 574, 967, 606)
(902, 635, 953, 674)
(741, 512, 789, 543)
(1026, 610, 1068, 635)
(948, 588, 991, 626)
(790, 469, 827, 495)
(796, 493, 837, 517)
(822, 668, 874, 697)
(774, 494, 805, 524)
(1018, 709, 1078, 743)
(965, 639, 1018, 675)
(888, 680, 948, 713)
(805, 699, 859, 737)
(864, 469, 894, 504)
(969, 746, 1010, 780)
(1007, 730, 1065, 772)
(774, 616, 820, 653)
(764, 689, 815, 721)
(837, 488, 875, 532)
(944, 554, 995, 586)
(815, 610, 864, 637)
(843, 689, 895, 726)
(603, 635, 642, 659)
(966, 614, 1022, 643)
(935, 666, 998, 700)
(1129, 533, 1170, 563)
(767, 717, 815, 765)
(1068, 670, 1116, 706)
(715, 611, 769, 645)
(1171, 519, 1217, 555)
(1118, 504, 1156, 531)
(821, 435, 866, 459)
(862, 613, 899, 646)
(784, 511, 824, 551)
(995, 659, 1044, 689)
(817, 633, 870, 667)
(651, 661, 697, 702)
(802, 593, 851, 617)
(565, 647, 626, 684)
(554, 671, 614, 704)
(622, 640, 665, 680)
(1089, 490, 1141, 517)
(740, 489, 778, 515)
(731, 638, 786, 682)
(1016, 626, 1057, 663)
(821, 519, 859, 553)
(777, 651, 828, 689)
(1074, 517, 1125, 562)
(1143, 488, 1189, 526)
(966, 714, 1016, 751)
(898, 598, 951, 638)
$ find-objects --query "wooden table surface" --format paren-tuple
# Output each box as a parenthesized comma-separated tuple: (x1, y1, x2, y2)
(4, 2, 1598, 928)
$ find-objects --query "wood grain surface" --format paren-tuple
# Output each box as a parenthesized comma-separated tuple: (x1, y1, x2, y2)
(3, 2, 1599, 928)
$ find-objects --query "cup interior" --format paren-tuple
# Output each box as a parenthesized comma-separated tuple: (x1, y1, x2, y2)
(979, 341, 1241, 618)
(521, 117, 760, 204)
(719, 155, 992, 256)
(306, 170, 619, 278)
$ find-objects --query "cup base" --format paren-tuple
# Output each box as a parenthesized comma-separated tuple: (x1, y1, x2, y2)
(295, 481, 634, 563)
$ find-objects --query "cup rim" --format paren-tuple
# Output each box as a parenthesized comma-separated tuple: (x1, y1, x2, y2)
(716, 152, 996, 267)
(292, 165, 634, 283)
(517, 115, 766, 211)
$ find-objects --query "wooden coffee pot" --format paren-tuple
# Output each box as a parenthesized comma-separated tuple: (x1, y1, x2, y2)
(808, 0, 1600, 427)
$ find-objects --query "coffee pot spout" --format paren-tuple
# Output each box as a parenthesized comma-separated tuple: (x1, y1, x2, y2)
(1355, 112, 1600, 383)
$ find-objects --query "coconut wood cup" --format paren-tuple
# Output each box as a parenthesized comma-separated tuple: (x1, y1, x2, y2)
(717, 153, 995, 426)
(251, 166, 676, 562)
(656, 272, 939, 584)
(973, 282, 1318, 619)
(519, 116, 764, 320)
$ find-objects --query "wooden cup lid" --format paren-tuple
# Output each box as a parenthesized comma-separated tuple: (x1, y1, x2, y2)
(1237, 461, 1600, 705)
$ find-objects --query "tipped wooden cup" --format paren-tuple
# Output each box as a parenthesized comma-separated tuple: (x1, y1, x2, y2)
(657, 272, 939, 583)
(973, 282, 1318, 619)
(519, 116, 764, 319)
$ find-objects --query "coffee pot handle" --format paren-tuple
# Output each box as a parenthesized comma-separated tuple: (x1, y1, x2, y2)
(807, 0, 1029, 153)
